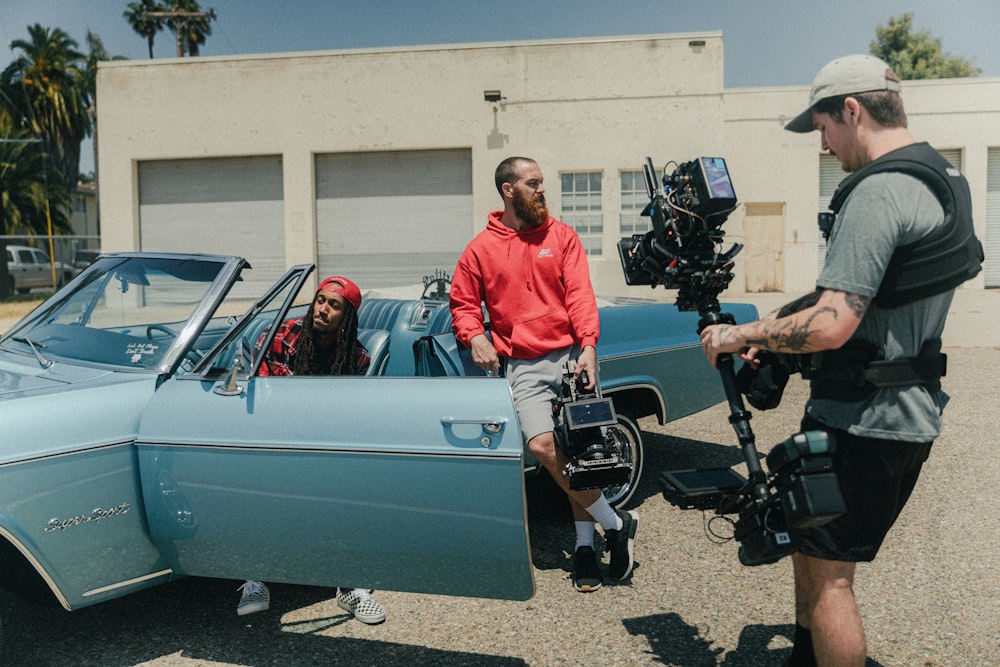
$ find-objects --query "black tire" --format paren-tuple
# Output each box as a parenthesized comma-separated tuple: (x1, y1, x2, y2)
(601, 414, 644, 509)
(0, 591, 6, 665)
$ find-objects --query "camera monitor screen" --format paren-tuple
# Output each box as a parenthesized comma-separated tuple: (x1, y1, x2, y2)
(694, 157, 737, 216)
(664, 467, 746, 493)
(699, 157, 736, 199)
(565, 397, 618, 429)
(660, 467, 747, 510)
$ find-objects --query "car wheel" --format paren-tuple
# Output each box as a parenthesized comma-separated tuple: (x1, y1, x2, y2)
(601, 414, 644, 509)
(0, 277, 12, 300)
(15, 287, 29, 295)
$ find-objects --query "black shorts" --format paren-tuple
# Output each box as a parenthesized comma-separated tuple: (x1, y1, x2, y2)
(797, 415, 932, 562)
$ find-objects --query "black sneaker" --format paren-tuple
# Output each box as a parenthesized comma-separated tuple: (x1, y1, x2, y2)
(606, 509, 638, 581)
(572, 546, 603, 592)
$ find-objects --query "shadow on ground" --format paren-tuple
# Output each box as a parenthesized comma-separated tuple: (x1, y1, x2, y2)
(1, 579, 528, 666)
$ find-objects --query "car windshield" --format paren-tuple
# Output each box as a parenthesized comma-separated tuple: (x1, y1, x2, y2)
(1, 256, 229, 371)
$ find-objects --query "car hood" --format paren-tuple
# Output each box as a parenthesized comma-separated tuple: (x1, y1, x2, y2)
(0, 352, 120, 399)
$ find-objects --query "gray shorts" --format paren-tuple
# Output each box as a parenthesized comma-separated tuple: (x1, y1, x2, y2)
(506, 346, 575, 442)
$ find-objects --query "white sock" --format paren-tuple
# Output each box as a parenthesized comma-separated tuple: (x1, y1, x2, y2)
(575, 521, 595, 549)
(586, 496, 622, 532)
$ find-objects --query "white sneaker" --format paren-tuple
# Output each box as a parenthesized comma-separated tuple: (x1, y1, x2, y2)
(336, 588, 386, 624)
(236, 580, 270, 616)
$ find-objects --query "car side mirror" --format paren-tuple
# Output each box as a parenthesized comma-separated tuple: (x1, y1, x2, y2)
(213, 357, 245, 396)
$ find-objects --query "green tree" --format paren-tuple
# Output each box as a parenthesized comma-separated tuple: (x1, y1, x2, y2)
(870, 13, 981, 79)
(0, 126, 72, 236)
(126, 0, 217, 58)
(1, 24, 91, 192)
(124, 0, 167, 59)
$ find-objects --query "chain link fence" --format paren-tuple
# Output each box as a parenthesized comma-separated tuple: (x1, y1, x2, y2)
(0, 235, 100, 299)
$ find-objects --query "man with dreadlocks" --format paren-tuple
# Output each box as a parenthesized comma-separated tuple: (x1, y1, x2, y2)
(259, 275, 370, 376)
(234, 275, 387, 624)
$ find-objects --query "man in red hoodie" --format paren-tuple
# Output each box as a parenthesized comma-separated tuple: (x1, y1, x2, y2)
(450, 156, 638, 592)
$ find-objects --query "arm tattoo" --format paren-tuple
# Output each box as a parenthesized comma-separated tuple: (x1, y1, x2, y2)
(740, 290, 865, 355)
(744, 306, 839, 353)
(845, 293, 870, 319)
(776, 289, 822, 318)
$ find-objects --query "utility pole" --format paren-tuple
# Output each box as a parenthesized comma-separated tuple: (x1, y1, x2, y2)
(143, 11, 211, 57)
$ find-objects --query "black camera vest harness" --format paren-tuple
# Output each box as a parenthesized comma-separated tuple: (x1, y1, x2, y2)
(807, 142, 983, 401)
(822, 141, 983, 308)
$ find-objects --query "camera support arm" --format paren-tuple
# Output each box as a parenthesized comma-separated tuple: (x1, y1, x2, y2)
(697, 310, 769, 505)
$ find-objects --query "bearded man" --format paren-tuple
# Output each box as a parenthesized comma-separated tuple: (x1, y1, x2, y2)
(450, 157, 639, 593)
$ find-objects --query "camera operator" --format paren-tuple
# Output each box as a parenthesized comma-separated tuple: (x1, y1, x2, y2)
(700, 55, 981, 666)
(450, 157, 638, 592)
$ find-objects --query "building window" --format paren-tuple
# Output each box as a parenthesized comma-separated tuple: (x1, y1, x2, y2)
(560, 171, 603, 255)
(620, 170, 649, 237)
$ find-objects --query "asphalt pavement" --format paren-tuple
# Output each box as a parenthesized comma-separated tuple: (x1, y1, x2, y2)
(1, 288, 998, 666)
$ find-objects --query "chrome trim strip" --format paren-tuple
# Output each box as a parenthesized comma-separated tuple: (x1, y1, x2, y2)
(0, 524, 72, 611)
(0, 441, 134, 469)
(83, 569, 173, 597)
(135, 441, 523, 460)
(599, 342, 699, 362)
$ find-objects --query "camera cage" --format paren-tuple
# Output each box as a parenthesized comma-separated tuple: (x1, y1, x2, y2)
(552, 364, 632, 491)
(619, 155, 846, 566)
(617, 156, 742, 312)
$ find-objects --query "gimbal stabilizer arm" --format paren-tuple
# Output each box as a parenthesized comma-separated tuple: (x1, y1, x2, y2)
(697, 310, 769, 506)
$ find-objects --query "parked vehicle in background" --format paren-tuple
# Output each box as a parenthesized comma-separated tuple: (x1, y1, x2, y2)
(3, 245, 78, 295)
(72, 247, 102, 271)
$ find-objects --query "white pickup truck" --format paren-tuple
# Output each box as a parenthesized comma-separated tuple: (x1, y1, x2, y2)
(2, 244, 78, 297)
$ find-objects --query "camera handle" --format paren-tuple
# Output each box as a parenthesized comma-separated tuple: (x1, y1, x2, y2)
(697, 310, 769, 505)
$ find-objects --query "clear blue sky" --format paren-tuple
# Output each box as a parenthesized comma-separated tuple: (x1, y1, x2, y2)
(3, 0, 998, 174)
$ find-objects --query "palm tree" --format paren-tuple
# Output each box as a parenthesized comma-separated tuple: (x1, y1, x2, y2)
(124, 0, 167, 59)
(1, 24, 90, 192)
(0, 126, 71, 237)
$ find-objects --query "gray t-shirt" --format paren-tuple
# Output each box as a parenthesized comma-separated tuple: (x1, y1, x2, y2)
(807, 171, 952, 442)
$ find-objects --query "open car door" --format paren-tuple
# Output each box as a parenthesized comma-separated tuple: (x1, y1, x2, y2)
(135, 268, 533, 601)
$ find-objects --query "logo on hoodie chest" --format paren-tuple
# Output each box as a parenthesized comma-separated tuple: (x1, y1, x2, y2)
(537, 248, 553, 258)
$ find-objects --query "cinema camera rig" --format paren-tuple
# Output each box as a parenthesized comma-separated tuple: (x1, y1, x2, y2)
(618, 157, 845, 565)
(552, 366, 632, 492)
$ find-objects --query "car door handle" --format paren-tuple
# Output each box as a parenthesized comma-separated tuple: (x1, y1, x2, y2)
(440, 417, 507, 433)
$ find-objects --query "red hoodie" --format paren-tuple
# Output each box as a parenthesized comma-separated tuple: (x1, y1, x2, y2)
(450, 212, 599, 359)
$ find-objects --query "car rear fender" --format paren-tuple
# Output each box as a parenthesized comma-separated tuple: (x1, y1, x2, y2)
(603, 382, 668, 425)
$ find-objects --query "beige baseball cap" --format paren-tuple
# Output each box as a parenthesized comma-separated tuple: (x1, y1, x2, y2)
(785, 54, 902, 133)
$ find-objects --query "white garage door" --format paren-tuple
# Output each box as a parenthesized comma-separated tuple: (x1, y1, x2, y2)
(315, 149, 472, 289)
(986, 148, 1000, 288)
(138, 156, 285, 297)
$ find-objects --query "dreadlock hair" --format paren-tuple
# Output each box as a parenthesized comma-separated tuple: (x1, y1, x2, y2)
(292, 298, 362, 376)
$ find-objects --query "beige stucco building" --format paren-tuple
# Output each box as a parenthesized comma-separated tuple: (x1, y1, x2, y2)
(96, 33, 1000, 299)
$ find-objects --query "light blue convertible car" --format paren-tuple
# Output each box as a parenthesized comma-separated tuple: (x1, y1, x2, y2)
(0, 253, 756, 612)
